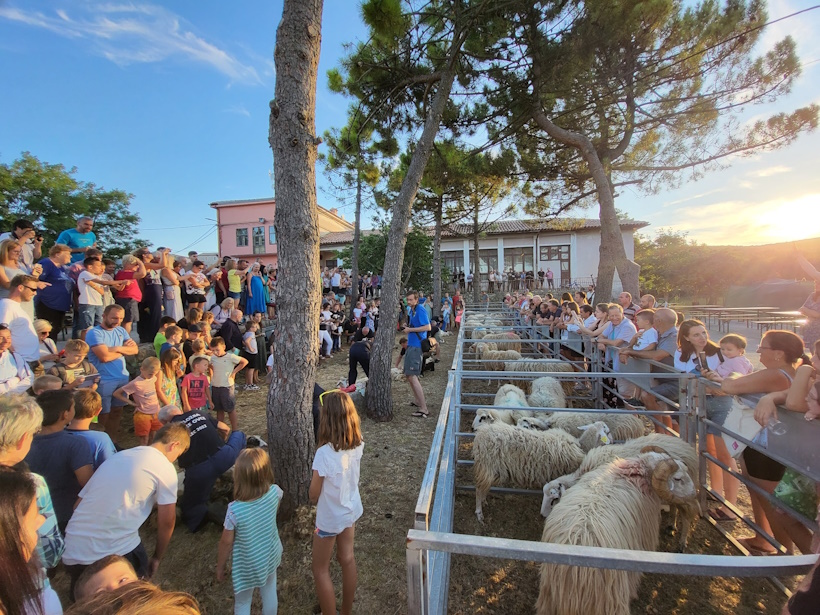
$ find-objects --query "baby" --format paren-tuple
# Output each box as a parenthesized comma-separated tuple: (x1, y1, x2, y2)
(716, 334, 754, 378)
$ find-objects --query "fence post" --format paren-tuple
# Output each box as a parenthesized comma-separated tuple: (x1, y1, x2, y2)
(407, 540, 426, 615)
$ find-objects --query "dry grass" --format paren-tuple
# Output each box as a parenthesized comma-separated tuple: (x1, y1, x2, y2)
(49, 333, 797, 614)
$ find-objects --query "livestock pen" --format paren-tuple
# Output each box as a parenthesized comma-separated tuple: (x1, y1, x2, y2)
(407, 306, 818, 614)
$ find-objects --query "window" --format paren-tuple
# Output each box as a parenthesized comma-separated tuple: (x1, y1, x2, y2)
(469, 249, 499, 278)
(441, 252, 464, 278)
(236, 228, 248, 247)
(325, 259, 338, 269)
(504, 247, 534, 272)
(253, 226, 265, 255)
(268, 225, 276, 245)
(539, 244, 571, 286)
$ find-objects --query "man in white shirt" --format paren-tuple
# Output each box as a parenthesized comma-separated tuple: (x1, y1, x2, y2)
(0, 274, 42, 374)
(0, 219, 42, 274)
(62, 422, 191, 593)
(330, 268, 342, 295)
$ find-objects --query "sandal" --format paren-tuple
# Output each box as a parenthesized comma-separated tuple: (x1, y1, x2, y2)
(409, 401, 419, 407)
(737, 536, 777, 556)
(708, 508, 734, 522)
(411, 411, 429, 418)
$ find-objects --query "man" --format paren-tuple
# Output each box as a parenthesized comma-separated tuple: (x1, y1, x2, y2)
(0, 219, 42, 273)
(618, 291, 640, 322)
(639, 294, 657, 310)
(465, 270, 473, 293)
(574, 290, 588, 305)
(402, 290, 431, 418)
(168, 406, 245, 532)
(62, 423, 191, 589)
(596, 304, 638, 366)
(218, 309, 244, 351)
(86, 304, 139, 443)
(353, 324, 375, 342)
(0, 274, 42, 374)
(347, 338, 371, 386)
(545, 267, 554, 289)
(0, 324, 33, 393)
(56, 217, 97, 264)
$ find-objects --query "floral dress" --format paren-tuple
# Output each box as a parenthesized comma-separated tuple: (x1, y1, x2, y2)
(159, 371, 181, 408)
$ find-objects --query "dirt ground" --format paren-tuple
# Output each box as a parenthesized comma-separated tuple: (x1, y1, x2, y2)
(50, 330, 799, 614)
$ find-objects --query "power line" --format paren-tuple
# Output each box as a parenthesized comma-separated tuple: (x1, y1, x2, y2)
(173, 225, 218, 254)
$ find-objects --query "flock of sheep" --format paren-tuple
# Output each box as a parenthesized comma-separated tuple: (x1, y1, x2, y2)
(462, 312, 700, 615)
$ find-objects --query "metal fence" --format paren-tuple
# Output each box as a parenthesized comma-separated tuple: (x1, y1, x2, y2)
(407, 307, 819, 614)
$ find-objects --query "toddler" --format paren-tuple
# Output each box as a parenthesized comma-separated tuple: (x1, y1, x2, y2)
(241, 322, 260, 390)
(310, 390, 363, 615)
(187, 338, 211, 371)
(217, 448, 283, 615)
(716, 334, 754, 377)
(31, 374, 63, 395)
(74, 555, 138, 602)
(154, 316, 178, 358)
(113, 357, 163, 446)
(181, 356, 213, 413)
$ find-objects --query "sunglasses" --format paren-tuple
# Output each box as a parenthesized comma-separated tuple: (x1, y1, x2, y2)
(319, 388, 341, 404)
(24, 286, 38, 292)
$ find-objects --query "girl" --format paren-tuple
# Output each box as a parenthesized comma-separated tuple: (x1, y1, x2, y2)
(310, 391, 364, 615)
(157, 347, 184, 408)
(241, 322, 260, 390)
(200, 311, 215, 345)
(217, 448, 283, 615)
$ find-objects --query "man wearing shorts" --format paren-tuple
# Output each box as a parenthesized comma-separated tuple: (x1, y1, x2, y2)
(402, 290, 431, 418)
(86, 304, 139, 444)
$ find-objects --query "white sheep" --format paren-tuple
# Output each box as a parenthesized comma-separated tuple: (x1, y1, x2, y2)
(527, 376, 567, 409)
(535, 450, 697, 615)
(504, 359, 575, 373)
(493, 384, 529, 407)
(479, 331, 522, 353)
(469, 385, 532, 431)
(534, 411, 646, 441)
(516, 417, 612, 454)
(472, 421, 587, 523)
(481, 349, 523, 371)
(390, 367, 406, 382)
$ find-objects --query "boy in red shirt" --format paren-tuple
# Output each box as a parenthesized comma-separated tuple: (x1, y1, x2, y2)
(181, 356, 212, 412)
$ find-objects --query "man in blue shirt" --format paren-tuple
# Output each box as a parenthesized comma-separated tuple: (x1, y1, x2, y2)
(402, 290, 431, 418)
(56, 217, 97, 264)
(86, 304, 139, 444)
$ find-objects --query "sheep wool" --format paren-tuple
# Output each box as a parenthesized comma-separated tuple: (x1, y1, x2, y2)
(546, 412, 645, 441)
(482, 349, 523, 371)
(527, 376, 567, 409)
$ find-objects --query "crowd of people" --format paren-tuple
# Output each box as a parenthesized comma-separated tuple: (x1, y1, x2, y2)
(450, 266, 581, 293)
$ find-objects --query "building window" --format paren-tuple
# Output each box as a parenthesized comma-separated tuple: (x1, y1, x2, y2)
(236, 228, 248, 247)
(325, 259, 338, 269)
(269, 225, 276, 245)
(539, 244, 571, 286)
(469, 249, 499, 279)
(504, 247, 534, 272)
(441, 252, 464, 278)
(253, 226, 265, 255)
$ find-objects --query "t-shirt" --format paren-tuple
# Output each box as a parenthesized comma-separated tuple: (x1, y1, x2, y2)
(633, 327, 659, 351)
(55, 228, 97, 263)
(114, 270, 142, 302)
(331, 273, 341, 287)
(171, 410, 224, 469)
(227, 269, 242, 293)
(312, 442, 364, 534)
(243, 331, 258, 354)
(154, 332, 167, 358)
(36, 258, 73, 312)
(66, 429, 117, 470)
(0, 298, 39, 361)
(62, 446, 177, 565)
(77, 270, 103, 306)
(119, 375, 161, 415)
(181, 373, 209, 410)
(653, 327, 679, 370)
(407, 305, 430, 348)
(716, 355, 755, 378)
(623, 303, 640, 322)
(601, 319, 638, 365)
(24, 431, 94, 531)
(211, 353, 242, 388)
(48, 359, 98, 385)
(85, 326, 130, 380)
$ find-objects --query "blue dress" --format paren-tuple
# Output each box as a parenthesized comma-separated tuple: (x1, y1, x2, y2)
(246, 274, 266, 315)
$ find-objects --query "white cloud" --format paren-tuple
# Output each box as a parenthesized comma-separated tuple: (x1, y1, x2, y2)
(749, 165, 792, 178)
(0, 2, 263, 85)
(224, 103, 251, 118)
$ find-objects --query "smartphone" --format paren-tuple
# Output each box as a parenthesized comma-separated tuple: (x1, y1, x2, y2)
(78, 374, 101, 388)
(697, 351, 707, 370)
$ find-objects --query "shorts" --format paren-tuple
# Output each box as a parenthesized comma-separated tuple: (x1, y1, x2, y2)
(315, 527, 338, 538)
(743, 447, 787, 482)
(98, 376, 130, 414)
(704, 395, 733, 436)
(212, 385, 236, 412)
(133, 411, 162, 436)
(115, 298, 140, 324)
(188, 293, 206, 305)
(403, 345, 423, 377)
(649, 381, 681, 405)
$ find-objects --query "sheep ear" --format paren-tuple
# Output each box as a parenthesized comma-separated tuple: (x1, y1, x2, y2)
(640, 445, 667, 455)
(578, 423, 592, 431)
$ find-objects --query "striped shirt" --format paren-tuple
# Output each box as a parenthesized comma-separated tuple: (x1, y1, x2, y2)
(224, 485, 284, 594)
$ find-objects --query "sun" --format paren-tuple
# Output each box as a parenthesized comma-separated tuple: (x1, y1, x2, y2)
(756, 194, 820, 244)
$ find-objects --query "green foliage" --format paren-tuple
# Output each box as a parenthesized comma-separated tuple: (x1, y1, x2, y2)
(0, 152, 145, 259)
(336, 224, 433, 292)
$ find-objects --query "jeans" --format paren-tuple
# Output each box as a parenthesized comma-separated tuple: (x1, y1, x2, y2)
(76, 303, 103, 334)
(348, 342, 370, 385)
(98, 375, 130, 414)
(234, 571, 278, 615)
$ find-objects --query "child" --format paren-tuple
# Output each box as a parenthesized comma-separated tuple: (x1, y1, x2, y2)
(67, 389, 116, 470)
(31, 374, 63, 395)
(716, 334, 755, 377)
(181, 356, 213, 414)
(113, 356, 163, 446)
(154, 316, 178, 358)
(157, 347, 184, 409)
(188, 338, 211, 371)
(241, 322, 260, 390)
(48, 339, 99, 390)
(200, 311, 215, 344)
(73, 554, 138, 602)
(620, 309, 658, 406)
(159, 325, 183, 357)
(217, 448, 283, 615)
(441, 300, 451, 332)
(210, 336, 247, 431)
(310, 390, 364, 615)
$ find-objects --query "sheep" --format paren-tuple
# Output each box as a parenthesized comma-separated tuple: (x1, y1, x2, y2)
(538, 412, 646, 441)
(470, 341, 498, 355)
(527, 376, 567, 409)
(517, 417, 612, 453)
(390, 367, 406, 382)
(469, 385, 532, 431)
(472, 421, 587, 523)
(493, 384, 529, 407)
(481, 349, 522, 371)
(471, 408, 518, 430)
(535, 450, 697, 615)
(479, 331, 522, 353)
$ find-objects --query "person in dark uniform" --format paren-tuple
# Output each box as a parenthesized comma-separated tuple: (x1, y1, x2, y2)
(347, 339, 371, 386)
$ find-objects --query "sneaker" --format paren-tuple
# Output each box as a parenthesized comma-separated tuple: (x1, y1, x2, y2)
(247, 384, 260, 390)
(340, 384, 357, 393)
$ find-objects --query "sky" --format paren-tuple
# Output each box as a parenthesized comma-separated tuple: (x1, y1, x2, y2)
(1, 0, 818, 253)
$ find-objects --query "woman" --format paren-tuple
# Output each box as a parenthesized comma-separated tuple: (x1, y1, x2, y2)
(34, 244, 73, 341)
(182, 261, 209, 312)
(225, 260, 242, 302)
(245, 264, 266, 317)
(161, 260, 185, 322)
(0, 239, 45, 321)
(0, 467, 49, 615)
(210, 298, 234, 327)
(704, 330, 809, 555)
(114, 255, 146, 334)
(797, 251, 820, 351)
(34, 320, 60, 371)
(135, 249, 166, 343)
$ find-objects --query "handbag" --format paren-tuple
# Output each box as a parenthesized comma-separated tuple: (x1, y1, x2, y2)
(722, 398, 764, 458)
(414, 331, 432, 354)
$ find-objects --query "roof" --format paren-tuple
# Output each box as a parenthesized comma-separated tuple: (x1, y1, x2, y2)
(320, 229, 378, 246)
(439, 217, 647, 237)
(211, 198, 353, 230)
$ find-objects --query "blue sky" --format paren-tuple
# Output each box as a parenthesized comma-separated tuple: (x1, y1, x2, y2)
(1, 1, 818, 252)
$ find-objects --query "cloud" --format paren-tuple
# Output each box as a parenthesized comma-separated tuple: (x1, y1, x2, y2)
(0, 2, 262, 85)
(749, 165, 792, 178)
(224, 103, 250, 118)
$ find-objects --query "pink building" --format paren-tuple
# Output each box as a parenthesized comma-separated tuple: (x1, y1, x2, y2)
(210, 197, 354, 268)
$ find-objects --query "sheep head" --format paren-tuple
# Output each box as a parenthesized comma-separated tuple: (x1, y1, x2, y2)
(577, 421, 612, 451)
(643, 449, 697, 505)
(541, 480, 568, 518)
(472, 409, 496, 431)
(516, 415, 551, 431)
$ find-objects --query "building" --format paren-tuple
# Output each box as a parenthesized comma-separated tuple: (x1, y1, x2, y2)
(438, 218, 647, 289)
(210, 197, 354, 268)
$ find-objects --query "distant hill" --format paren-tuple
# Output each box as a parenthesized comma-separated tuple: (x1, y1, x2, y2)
(700, 236, 820, 283)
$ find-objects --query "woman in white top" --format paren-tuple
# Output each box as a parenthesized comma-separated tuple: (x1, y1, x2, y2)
(160, 259, 185, 321)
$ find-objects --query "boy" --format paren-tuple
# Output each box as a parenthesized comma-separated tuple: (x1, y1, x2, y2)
(24, 389, 94, 531)
(31, 374, 63, 395)
(67, 389, 116, 469)
(209, 336, 247, 430)
(620, 309, 658, 407)
(113, 357, 163, 446)
(154, 316, 178, 358)
(716, 334, 755, 377)
(160, 325, 184, 358)
(182, 323, 205, 373)
(181, 356, 213, 414)
(76, 257, 108, 331)
(73, 554, 138, 602)
(48, 338, 99, 390)
(187, 338, 211, 371)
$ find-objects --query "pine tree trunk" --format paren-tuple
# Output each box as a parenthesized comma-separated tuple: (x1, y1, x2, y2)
(266, 0, 323, 519)
(349, 166, 362, 319)
(432, 196, 443, 318)
(472, 207, 480, 303)
(365, 59, 460, 422)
